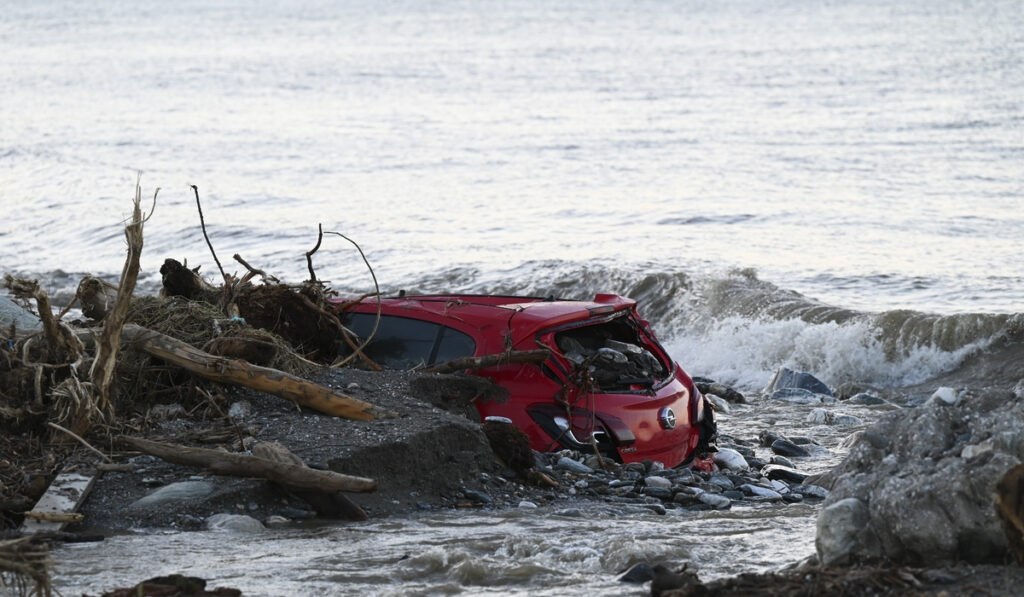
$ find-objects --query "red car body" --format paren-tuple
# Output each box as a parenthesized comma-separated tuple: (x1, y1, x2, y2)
(329, 293, 716, 469)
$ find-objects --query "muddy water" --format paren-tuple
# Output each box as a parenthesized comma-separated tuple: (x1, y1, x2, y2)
(51, 394, 882, 596)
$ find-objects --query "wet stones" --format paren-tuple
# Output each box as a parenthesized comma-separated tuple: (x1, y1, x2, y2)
(770, 439, 811, 458)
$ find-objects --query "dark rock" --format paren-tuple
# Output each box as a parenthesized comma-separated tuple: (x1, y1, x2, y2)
(617, 562, 655, 583)
(761, 464, 809, 484)
(643, 487, 674, 500)
(650, 564, 700, 597)
(766, 366, 833, 396)
(482, 419, 534, 474)
(462, 489, 492, 504)
(771, 439, 811, 458)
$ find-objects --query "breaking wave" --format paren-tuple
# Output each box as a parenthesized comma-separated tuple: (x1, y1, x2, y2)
(403, 262, 1023, 394)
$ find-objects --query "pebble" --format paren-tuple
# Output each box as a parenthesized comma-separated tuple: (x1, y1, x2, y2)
(518, 500, 538, 509)
(771, 439, 810, 458)
(556, 456, 595, 474)
(761, 464, 808, 484)
(794, 484, 829, 499)
(740, 484, 783, 500)
(713, 447, 749, 471)
(644, 475, 673, 490)
(643, 487, 673, 500)
(618, 562, 656, 583)
(463, 489, 492, 504)
(698, 492, 732, 509)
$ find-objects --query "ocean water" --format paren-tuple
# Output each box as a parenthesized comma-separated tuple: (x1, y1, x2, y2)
(2, 0, 1022, 594)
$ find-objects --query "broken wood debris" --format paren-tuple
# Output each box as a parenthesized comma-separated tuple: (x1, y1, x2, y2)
(119, 436, 377, 493)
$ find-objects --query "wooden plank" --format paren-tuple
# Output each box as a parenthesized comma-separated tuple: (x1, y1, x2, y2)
(20, 471, 98, 534)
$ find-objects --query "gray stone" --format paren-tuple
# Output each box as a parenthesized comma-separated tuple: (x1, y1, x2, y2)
(766, 367, 833, 396)
(770, 455, 796, 468)
(761, 464, 808, 484)
(206, 513, 265, 532)
(518, 500, 538, 509)
(698, 492, 732, 509)
(770, 388, 830, 405)
(815, 389, 1024, 565)
(618, 562, 655, 583)
(555, 456, 594, 474)
(705, 393, 731, 414)
(771, 439, 810, 458)
(644, 475, 672, 490)
(0, 296, 42, 333)
(129, 481, 216, 510)
(847, 392, 890, 406)
(740, 484, 783, 500)
(795, 484, 829, 499)
(816, 498, 876, 565)
(228, 400, 252, 420)
(713, 447, 748, 471)
(643, 487, 673, 500)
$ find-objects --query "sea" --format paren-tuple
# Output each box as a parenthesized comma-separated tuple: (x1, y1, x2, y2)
(1, 0, 1022, 595)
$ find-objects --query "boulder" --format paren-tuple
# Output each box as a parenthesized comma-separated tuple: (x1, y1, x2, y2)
(766, 367, 833, 397)
(815, 389, 1024, 565)
(0, 296, 42, 334)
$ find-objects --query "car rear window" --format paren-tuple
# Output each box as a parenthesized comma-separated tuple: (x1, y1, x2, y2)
(554, 317, 668, 391)
(340, 313, 476, 369)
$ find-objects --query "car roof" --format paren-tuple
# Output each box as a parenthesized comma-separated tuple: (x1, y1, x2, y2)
(330, 293, 638, 332)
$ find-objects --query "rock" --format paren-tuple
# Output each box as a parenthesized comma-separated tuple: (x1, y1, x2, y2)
(815, 498, 879, 565)
(462, 489, 492, 504)
(806, 408, 829, 424)
(0, 296, 42, 333)
(761, 464, 808, 484)
(643, 487, 673, 500)
(517, 500, 538, 509)
(713, 447, 748, 471)
(618, 562, 655, 583)
(698, 492, 732, 509)
(555, 456, 594, 475)
(960, 441, 995, 460)
(264, 515, 290, 527)
(740, 484, 783, 500)
(206, 513, 264, 532)
(770, 455, 796, 468)
(816, 388, 1024, 566)
(650, 564, 700, 596)
(694, 378, 747, 404)
(925, 386, 960, 407)
(707, 474, 735, 490)
(228, 400, 252, 420)
(128, 481, 216, 510)
(771, 439, 810, 458)
(846, 392, 890, 406)
(766, 367, 833, 396)
(705, 393, 731, 414)
(832, 414, 865, 426)
(770, 388, 831, 405)
(644, 476, 672, 490)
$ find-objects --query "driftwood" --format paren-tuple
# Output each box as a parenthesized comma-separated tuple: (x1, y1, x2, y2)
(423, 349, 551, 375)
(119, 436, 377, 493)
(91, 179, 151, 418)
(119, 323, 394, 420)
(251, 442, 367, 521)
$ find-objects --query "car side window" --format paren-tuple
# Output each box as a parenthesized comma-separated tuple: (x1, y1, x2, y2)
(341, 313, 475, 369)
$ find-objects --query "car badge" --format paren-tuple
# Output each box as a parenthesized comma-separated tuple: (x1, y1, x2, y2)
(658, 407, 676, 430)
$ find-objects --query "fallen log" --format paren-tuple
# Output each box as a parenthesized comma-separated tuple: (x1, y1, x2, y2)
(423, 349, 550, 375)
(120, 323, 395, 421)
(251, 442, 368, 521)
(119, 436, 377, 493)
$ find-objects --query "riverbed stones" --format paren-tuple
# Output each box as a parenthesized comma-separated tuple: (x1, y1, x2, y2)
(555, 456, 595, 474)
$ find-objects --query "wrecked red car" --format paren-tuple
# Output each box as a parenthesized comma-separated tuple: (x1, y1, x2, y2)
(329, 293, 716, 469)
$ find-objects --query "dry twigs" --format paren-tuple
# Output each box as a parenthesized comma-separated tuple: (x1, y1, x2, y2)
(0, 536, 51, 597)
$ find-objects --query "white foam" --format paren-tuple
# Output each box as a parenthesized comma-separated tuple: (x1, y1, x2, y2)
(665, 315, 991, 393)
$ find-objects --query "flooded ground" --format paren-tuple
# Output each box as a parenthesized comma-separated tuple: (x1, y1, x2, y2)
(51, 391, 885, 596)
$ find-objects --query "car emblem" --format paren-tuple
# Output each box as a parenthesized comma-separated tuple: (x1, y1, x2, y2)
(658, 407, 676, 430)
